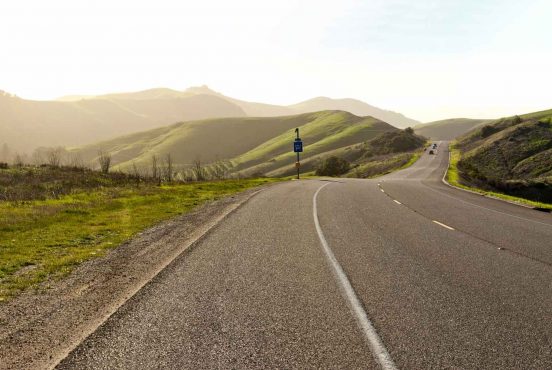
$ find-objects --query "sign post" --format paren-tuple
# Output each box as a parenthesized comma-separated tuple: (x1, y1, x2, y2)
(293, 128, 303, 179)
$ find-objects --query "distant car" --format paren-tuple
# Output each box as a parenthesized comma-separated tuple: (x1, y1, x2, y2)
(429, 150, 435, 155)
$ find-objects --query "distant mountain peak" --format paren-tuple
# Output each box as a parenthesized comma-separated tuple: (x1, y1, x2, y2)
(184, 85, 219, 95)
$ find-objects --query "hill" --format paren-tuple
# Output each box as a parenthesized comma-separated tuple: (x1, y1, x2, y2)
(0, 91, 245, 154)
(230, 111, 396, 177)
(68, 111, 398, 176)
(453, 109, 552, 203)
(288, 96, 418, 128)
(1, 86, 418, 155)
(414, 118, 490, 140)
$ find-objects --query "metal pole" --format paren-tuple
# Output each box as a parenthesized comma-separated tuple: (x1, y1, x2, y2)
(297, 151, 300, 179)
(295, 128, 300, 180)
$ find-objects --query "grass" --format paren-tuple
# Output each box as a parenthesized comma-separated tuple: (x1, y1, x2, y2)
(446, 145, 552, 210)
(231, 111, 395, 175)
(0, 176, 280, 301)
(400, 151, 422, 170)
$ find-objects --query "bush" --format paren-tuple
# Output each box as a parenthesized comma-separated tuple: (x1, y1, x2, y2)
(0, 162, 8, 169)
(480, 125, 497, 138)
(315, 156, 350, 177)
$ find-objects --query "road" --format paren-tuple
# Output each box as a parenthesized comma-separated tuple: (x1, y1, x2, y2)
(58, 143, 552, 369)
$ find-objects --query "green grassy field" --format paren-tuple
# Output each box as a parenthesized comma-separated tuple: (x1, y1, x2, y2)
(0, 173, 278, 301)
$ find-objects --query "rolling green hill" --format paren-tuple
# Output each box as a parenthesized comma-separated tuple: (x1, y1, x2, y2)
(231, 111, 396, 176)
(454, 109, 552, 203)
(69, 111, 398, 176)
(414, 118, 490, 140)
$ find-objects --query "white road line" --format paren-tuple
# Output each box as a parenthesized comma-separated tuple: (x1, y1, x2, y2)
(313, 183, 397, 370)
(432, 220, 455, 230)
(393, 200, 401, 205)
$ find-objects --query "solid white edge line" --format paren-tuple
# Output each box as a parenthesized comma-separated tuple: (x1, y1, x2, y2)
(313, 183, 397, 370)
(393, 200, 401, 205)
(432, 220, 455, 230)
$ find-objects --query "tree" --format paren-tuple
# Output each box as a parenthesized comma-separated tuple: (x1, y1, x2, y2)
(151, 154, 159, 180)
(68, 153, 85, 169)
(13, 153, 26, 167)
(46, 147, 64, 167)
(404, 127, 414, 134)
(97, 150, 112, 174)
(163, 153, 173, 182)
(315, 156, 351, 177)
(192, 157, 206, 181)
(31, 149, 44, 165)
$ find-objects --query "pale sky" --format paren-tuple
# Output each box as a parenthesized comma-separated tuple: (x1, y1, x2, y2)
(1, 0, 551, 122)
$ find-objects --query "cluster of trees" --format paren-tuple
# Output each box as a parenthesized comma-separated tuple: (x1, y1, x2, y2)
(0, 144, 82, 169)
(0, 142, 235, 184)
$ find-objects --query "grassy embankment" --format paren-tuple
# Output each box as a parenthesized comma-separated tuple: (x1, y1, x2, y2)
(342, 130, 427, 178)
(0, 166, 279, 301)
(446, 144, 552, 210)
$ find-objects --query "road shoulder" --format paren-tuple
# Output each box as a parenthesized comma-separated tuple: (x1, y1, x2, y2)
(0, 186, 268, 370)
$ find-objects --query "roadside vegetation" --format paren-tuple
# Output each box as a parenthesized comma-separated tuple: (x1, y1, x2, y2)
(446, 145, 552, 210)
(0, 162, 279, 301)
(447, 109, 552, 208)
(312, 128, 426, 178)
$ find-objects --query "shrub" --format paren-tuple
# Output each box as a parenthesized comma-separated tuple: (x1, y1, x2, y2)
(315, 156, 350, 177)
(480, 125, 497, 138)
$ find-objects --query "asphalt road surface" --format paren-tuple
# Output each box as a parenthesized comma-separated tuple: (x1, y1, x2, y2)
(58, 143, 552, 369)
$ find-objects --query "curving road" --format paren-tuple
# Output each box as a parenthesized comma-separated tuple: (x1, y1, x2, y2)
(58, 143, 552, 369)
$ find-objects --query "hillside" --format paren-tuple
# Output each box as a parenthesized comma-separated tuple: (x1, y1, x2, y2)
(230, 111, 396, 177)
(454, 109, 552, 203)
(69, 111, 398, 176)
(414, 118, 489, 140)
(288, 97, 418, 128)
(0, 91, 245, 153)
(1, 86, 418, 155)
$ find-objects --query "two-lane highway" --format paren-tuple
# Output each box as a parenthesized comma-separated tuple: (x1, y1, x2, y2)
(58, 145, 552, 369)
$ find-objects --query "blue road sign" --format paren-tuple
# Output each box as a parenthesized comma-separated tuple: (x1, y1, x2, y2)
(294, 139, 303, 152)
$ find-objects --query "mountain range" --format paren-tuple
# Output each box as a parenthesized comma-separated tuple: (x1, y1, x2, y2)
(0, 86, 420, 154)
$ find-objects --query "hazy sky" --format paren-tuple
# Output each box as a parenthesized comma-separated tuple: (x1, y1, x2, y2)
(1, 0, 551, 122)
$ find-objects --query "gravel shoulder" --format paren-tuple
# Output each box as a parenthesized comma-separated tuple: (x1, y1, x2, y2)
(0, 186, 265, 370)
